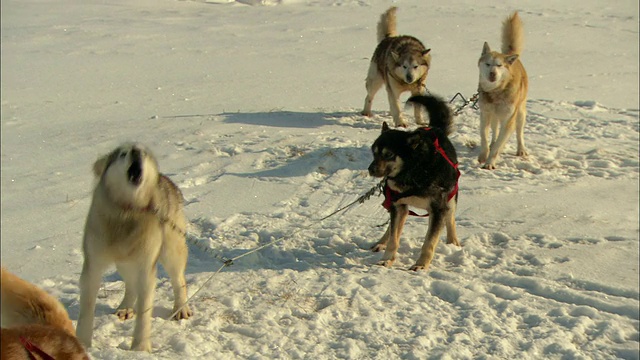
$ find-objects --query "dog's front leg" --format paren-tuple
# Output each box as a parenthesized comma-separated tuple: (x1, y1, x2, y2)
(371, 224, 390, 252)
(130, 263, 157, 352)
(478, 111, 491, 164)
(411, 203, 445, 271)
(115, 263, 138, 320)
(386, 82, 407, 127)
(76, 256, 109, 349)
(483, 114, 516, 169)
(378, 204, 409, 268)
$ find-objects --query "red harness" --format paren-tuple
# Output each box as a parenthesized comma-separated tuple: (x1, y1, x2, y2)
(19, 336, 56, 360)
(382, 129, 460, 217)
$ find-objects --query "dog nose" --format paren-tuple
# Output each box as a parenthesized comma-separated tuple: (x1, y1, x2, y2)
(406, 74, 413, 83)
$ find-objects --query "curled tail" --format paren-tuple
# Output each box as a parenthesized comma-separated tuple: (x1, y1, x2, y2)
(501, 11, 524, 55)
(407, 95, 454, 135)
(377, 6, 398, 42)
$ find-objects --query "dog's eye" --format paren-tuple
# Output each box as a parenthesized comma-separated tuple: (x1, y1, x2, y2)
(382, 152, 395, 160)
(119, 152, 127, 158)
(413, 65, 418, 69)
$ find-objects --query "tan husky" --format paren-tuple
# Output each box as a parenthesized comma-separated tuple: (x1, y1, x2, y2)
(477, 11, 529, 169)
(1, 267, 89, 359)
(76, 143, 192, 352)
(361, 6, 432, 128)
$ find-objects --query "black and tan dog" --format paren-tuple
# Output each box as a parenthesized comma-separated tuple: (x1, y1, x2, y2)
(368, 94, 460, 271)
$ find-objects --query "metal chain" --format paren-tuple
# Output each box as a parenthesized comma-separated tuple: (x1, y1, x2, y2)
(318, 178, 386, 221)
(449, 92, 479, 116)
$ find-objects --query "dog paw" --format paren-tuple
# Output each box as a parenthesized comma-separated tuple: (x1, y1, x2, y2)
(131, 339, 152, 352)
(478, 153, 488, 164)
(409, 264, 426, 271)
(516, 148, 528, 157)
(115, 308, 135, 320)
(361, 110, 372, 117)
(371, 243, 386, 252)
(376, 259, 395, 267)
(172, 305, 193, 320)
(447, 237, 461, 246)
(482, 163, 496, 170)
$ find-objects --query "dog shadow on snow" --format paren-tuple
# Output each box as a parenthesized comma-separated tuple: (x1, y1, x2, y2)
(228, 144, 371, 179)
(221, 110, 384, 130)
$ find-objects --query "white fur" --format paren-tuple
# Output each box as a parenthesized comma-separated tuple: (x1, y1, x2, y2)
(76, 143, 192, 352)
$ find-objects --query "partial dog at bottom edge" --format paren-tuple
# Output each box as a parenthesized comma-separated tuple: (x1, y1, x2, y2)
(1, 267, 90, 360)
(368, 94, 461, 271)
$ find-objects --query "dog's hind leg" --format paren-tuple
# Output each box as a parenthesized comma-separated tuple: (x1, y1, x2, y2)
(160, 233, 192, 320)
(76, 256, 110, 349)
(362, 63, 384, 117)
(411, 203, 446, 271)
(378, 205, 408, 267)
(515, 104, 528, 157)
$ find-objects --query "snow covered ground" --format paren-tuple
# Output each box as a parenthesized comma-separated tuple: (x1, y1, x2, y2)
(1, 0, 638, 358)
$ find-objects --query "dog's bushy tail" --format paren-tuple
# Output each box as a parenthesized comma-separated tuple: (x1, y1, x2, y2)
(407, 95, 454, 135)
(501, 11, 524, 55)
(377, 6, 398, 42)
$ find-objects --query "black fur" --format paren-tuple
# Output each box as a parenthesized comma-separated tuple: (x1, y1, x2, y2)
(407, 95, 454, 135)
(369, 94, 458, 203)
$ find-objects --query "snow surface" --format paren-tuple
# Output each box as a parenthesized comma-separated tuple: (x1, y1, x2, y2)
(1, 0, 639, 359)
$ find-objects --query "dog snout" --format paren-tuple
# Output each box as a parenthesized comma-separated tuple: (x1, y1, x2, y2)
(368, 161, 385, 177)
(488, 71, 496, 82)
(131, 148, 142, 163)
(368, 162, 375, 176)
(406, 74, 414, 83)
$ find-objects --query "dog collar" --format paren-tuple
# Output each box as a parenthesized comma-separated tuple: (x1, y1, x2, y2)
(381, 127, 460, 217)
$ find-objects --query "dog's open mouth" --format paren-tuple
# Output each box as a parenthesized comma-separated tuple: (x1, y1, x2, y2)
(127, 161, 142, 185)
(127, 150, 143, 185)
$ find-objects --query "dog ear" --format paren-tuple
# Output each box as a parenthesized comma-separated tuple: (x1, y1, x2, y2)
(482, 42, 491, 55)
(381, 121, 390, 133)
(92, 154, 109, 178)
(422, 48, 431, 57)
(505, 54, 519, 65)
(391, 51, 399, 62)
